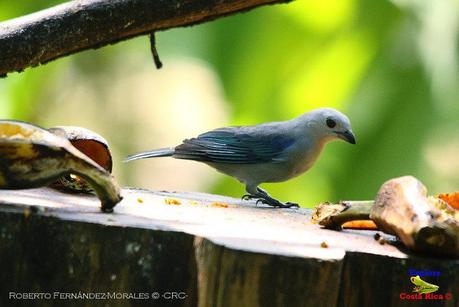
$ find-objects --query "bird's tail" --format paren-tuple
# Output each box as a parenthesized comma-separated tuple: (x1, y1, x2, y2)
(124, 147, 174, 162)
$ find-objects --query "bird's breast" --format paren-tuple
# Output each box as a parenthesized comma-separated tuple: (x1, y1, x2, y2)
(284, 140, 324, 177)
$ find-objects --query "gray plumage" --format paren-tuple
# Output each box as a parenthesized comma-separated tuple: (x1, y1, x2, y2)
(125, 108, 356, 208)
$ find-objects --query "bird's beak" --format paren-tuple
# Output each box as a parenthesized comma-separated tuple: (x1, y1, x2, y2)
(335, 130, 356, 144)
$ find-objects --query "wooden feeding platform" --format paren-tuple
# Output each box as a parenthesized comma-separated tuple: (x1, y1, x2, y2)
(0, 187, 457, 306)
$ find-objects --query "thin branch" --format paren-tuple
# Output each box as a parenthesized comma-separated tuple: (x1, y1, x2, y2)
(0, 0, 292, 76)
(149, 32, 163, 69)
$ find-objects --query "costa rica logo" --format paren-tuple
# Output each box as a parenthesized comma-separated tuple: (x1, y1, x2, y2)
(410, 275, 439, 294)
(399, 270, 453, 301)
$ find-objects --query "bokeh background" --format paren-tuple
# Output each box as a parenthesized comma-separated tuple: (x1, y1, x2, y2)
(1, 0, 458, 207)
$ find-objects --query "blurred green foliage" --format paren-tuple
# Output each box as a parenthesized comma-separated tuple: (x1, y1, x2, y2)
(1, 0, 458, 207)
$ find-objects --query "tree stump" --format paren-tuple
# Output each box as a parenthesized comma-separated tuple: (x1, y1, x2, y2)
(0, 187, 457, 306)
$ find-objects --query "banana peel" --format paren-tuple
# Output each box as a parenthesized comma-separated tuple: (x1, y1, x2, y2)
(48, 126, 113, 193)
(0, 120, 122, 212)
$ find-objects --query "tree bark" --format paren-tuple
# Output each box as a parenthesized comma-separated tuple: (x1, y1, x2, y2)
(0, 0, 292, 76)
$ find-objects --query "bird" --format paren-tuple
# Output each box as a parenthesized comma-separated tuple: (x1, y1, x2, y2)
(125, 108, 355, 208)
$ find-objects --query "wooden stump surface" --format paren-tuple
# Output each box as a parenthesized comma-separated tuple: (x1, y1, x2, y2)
(0, 187, 457, 306)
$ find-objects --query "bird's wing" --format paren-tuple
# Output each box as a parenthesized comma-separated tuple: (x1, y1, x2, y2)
(174, 128, 295, 164)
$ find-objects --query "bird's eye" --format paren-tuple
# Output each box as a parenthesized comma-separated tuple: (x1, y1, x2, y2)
(326, 118, 336, 128)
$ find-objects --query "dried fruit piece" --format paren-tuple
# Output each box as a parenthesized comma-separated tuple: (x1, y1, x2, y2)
(165, 198, 181, 205)
(436, 192, 459, 210)
(211, 202, 229, 208)
(342, 220, 377, 230)
(312, 201, 374, 230)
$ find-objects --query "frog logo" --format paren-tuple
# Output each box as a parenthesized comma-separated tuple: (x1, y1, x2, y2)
(411, 275, 439, 294)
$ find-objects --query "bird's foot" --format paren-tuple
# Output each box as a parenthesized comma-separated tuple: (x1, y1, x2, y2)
(242, 193, 299, 208)
(284, 202, 300, 208)
(242, 194, 264, 207)
(255, 198, 299, 208)
(242, 194, 258, 201)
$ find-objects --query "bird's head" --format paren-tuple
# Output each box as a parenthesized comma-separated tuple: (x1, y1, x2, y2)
(302, 108, 356, 145)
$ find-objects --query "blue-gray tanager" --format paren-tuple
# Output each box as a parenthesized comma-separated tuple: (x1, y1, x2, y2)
(125, 108, 355, 208)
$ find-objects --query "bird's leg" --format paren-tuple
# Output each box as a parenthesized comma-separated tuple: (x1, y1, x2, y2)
(242, 186, 299, 208)
(242, 185, 265, 201)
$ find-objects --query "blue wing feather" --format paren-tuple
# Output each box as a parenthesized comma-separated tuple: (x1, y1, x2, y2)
(174, 128, 295, 164)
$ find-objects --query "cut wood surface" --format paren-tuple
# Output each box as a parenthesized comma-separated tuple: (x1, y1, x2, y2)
(0, 0, 291, 76)
(0, 187, 458, 306)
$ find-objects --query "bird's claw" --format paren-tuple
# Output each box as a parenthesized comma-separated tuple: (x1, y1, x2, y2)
(243, 196, 274, 207)
(256, 199, 299, 209)
(256, 199, 266, 205)
(284, 202, 300, 208)
(242, 194, 257, 201)
(271, 201, 299, 208)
